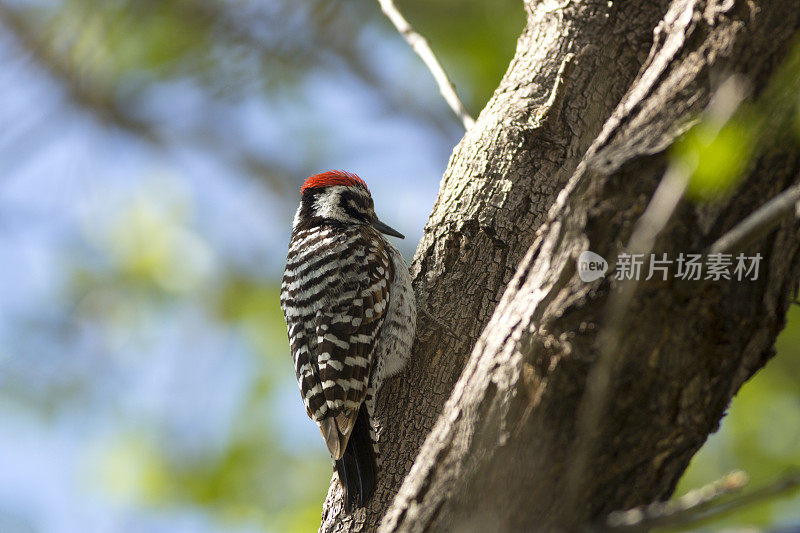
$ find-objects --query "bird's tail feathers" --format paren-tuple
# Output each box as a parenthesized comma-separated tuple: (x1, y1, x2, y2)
(334, 405, 377, 513)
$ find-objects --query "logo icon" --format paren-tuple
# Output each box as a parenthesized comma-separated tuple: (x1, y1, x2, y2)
(577, 251, 608, 282)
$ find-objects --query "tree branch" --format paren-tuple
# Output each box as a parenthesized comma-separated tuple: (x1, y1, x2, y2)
(605, 470, 800, 532)
(710, 180, 800, 254)
(321, 0, 679, 529)
(376, 0, 475, 129)
(564, 162, 690, 512)
(376, 0, 800, 530)
(565, 74, 748, 511)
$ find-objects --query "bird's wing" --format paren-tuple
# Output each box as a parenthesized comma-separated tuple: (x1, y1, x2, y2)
(284, 227, 393, 459)
(314, 228, 393, 458)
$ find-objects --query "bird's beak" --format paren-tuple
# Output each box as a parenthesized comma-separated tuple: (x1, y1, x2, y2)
(373, 217, 404, 239)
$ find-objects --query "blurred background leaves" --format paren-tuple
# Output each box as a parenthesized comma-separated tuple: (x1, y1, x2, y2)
(0, 0, 521, 531)
(0, 1, 796, 532)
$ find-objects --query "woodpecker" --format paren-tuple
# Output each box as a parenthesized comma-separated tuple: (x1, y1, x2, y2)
(280, 170, 416, 512)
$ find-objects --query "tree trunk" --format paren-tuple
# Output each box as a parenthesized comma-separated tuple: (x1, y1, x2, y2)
(321, 1, 800, 531)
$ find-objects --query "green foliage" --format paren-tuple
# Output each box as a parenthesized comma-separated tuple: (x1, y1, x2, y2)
(60, 0, 211, 78)
(674, 118, 755, 201)
(675, 37, 800, 203)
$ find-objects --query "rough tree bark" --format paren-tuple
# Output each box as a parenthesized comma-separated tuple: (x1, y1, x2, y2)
(321, 0, 800, 531)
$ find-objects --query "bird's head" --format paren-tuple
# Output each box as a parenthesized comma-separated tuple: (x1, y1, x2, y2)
(293, 170, 404, 238)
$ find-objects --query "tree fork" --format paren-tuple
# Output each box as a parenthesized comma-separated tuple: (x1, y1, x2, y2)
(322, 0, 800, 531)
